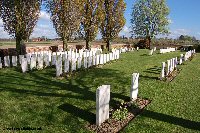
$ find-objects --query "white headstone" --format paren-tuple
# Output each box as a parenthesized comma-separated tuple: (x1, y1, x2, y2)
(4, 56, 10, 67)
(106, 54, 110, 62)
(12, 56, 17, 67)
(56, 55, 62, 77)
(167, 60, 170, 75)
(149, 49, 154, 55)
(130, 73, 139, 100)
(52, 53, 57, 66)
(64, 58, 69, 73)
(30, 56, 37, 70)
(137, 47, 139, 51)
(153, 47, 156, 52)
(77, 57, 82, 69)
(116, 50, 120, 59)
(103, 54, 107, 64)
(179, 57, 183, 65)
(71, 58, 76, 71)
(100, 54, 104, 65)
(109, 53, 113, 61)
(170, 59, 173, 72)
(88, 56, 92, 67)
(19, 55, 24, 64)
(96, 85, 110, 126)
(44, 54, 50, 67)
(21, 58, 28, 73)
(96, 55, 100, 65)
(161, 62, 165, 79)
(93, 56, 96, 66)
(49, 52, 52, 62)
(184, 54, 187, 61)
(83, 57, 88, 68)
(26, 54, 31, 64)
(37, 55, 44, 70)
(174, 57, 178, 69)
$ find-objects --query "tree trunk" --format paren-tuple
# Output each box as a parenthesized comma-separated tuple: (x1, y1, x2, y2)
(106, 40, 110, 52)
(147, 36, 151, 49)
(16, 36, 21, 55)
(86, 39, 91, 50)
(63, 39, 68, 51)
(16, 36, 26, 55)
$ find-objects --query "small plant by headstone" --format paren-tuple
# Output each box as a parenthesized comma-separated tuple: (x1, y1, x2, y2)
(112, 101, 128, 121)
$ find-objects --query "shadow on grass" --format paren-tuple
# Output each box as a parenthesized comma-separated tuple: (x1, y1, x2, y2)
(0, 67, 130, 126)
(142, 110, 200, 131)
(143, 66, 161, 75)
(140, 75, 159, 80)
(58, 103, 95, 124)
(140, 54, 148, 56)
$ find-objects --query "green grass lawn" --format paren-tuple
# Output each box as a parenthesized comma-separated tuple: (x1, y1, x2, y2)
(0, 50, 199, 133)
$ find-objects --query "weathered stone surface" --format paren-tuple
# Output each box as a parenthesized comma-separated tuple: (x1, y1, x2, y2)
(19, 55, 24, 65)
(167, 60, 170, 75)
(84, 57, 88, 68)
(56, 55, 62, 77)
(77, 57, 82, 69)
(64, 58, 69, 73)
(4, 56, 10, 67)
(161, 62, 165, 78)
(130, 73, 139, 100)
(12, 56, 17, 67)
(30, 56, 37, 70)
(96, 55, 100, 65)
(88, 56, 92, 68)
(21, 58, 28, 73)
(37, 55, 44, 70)
(93, 56, 96, 66)
(96, 85, 110, 126)
(106, 54, 110, 62)
(100, 54, 104, 65)
(71, 58, 76, 71)
(52, 53, 57, 66)
(103, 54, 107, 64)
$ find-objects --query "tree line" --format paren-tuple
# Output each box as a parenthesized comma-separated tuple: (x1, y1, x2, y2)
(0, 0, 170, 54)
(0, 0, 126, 54)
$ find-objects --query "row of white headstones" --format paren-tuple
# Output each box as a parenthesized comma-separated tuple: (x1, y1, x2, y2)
(160, 49, 196, 79)
(0, 47, 134, 75)
(0, 49, 103, 69)
(55, 50, 121, 77)
(96, 73, 139, 126)
(159, 47, 176, 54)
